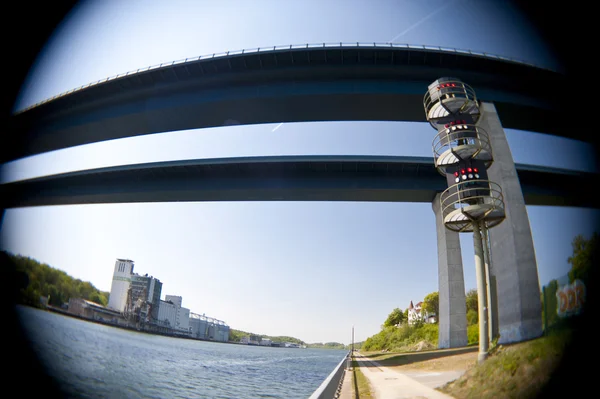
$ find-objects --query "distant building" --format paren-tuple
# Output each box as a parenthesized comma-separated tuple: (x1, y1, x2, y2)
(125, 274, 163, 323)
(68, 297, 125, 325)
(408, 300, 434, 325)
(215, 320, 230, 342)
(248, 334, 260, 345)
(260, 338, 272, 346)
(158, 295, 190, 333)
(165, 295, 182, 309)
(157, 300, 177, 327)
(179, 307, 190, 332)
(188, 313, 230, 342)
(190, 313, 210, 339)
(107, 259, 135, 312)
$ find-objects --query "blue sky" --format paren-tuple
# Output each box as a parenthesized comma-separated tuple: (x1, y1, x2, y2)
(1, 0, 597, 344)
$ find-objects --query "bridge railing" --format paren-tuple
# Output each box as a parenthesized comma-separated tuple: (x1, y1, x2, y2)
(16, 42, 550, 114)
(308, 351, 351, 399)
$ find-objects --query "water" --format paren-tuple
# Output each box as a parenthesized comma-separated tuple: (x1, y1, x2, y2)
(14, 305, 347, 398)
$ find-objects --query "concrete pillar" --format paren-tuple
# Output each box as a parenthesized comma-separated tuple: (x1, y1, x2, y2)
(432, 192, 468, 348)
(476, 102, 543, 344)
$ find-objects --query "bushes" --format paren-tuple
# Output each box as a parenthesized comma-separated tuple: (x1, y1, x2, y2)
(411, 323, 438, 345)
(467, 309, 478, 326)
(362, 323, 439, 351)
(467, 323, 479, 345)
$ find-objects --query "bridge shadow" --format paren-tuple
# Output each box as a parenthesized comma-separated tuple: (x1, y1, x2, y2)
(360, 345, 478, 368)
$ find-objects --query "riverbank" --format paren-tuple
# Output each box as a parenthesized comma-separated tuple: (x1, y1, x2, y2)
(22, 303, 241, 345)
(437, 327, 573, 398)
(21, 304, 314, 350)
(340, 322, 583, 398)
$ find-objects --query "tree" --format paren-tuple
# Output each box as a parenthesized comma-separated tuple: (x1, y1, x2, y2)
(422, 291, 439, 319)
(467, 309, 478, 326)
(383, 307, 405, 327)
(541, 279, 559, 328)
(466, 289, 478, 313)
(6, 252, 110, 308)
(568, 232, 598, 285)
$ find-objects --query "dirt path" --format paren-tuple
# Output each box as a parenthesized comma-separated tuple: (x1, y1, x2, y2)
(360, 347, 479, 374)
(387, 351, 479, 373)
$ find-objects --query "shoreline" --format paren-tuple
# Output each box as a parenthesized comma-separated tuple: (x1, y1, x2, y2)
(16, 304, 339, 349)
(18, 303, 241, 346)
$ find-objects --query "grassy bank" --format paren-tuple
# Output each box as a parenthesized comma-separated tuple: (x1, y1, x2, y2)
(361, 345, 478, 368)
(361, 323, 439, 352)
(437, 324, 575, 399)
(357, 318, 587, 398)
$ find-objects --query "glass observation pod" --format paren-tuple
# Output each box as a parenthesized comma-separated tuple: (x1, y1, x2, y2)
(432, 123, 493, 176)
(423, 78, 481, 131)
(439, 180, 506, 233)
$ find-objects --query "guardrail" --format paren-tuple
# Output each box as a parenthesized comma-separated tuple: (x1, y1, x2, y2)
(15, 42, 551, 114)
(308, 351, 351, 399)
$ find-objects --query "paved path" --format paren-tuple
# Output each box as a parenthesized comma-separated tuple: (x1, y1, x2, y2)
(337, 366, 354, 399)
(337, 353, 461, 399)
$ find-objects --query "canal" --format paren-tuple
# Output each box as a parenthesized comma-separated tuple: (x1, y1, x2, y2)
(14, 305, 347, 398)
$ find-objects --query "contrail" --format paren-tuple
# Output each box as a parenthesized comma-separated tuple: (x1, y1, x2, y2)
(272, 123, 283, 132)
(389, 0, 457, 42)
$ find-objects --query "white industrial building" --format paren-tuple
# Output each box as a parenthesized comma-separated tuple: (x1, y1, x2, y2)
(107, 259, 135, 312)
(165, 294, 182, 309)
(106, 259, 228, 340)
(158, 295, 190, 333)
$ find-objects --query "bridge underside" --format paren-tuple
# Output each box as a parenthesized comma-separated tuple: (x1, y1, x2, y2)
(1, 156, 595, 209)
(6, 46, 570, 163)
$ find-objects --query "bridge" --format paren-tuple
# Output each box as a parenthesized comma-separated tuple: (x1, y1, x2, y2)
(6, 43, 571, 163)
(0, 155, 594, 209)
(2, 43, 591, 353)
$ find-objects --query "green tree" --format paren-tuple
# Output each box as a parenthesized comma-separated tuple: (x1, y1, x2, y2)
(466, 289, 478, 313)
(412, 318, 424, 329)
(567, 232, 598, 285)
(89, 292, 108, 306)
(541, 279, 559, 329)
(467, 309, 478, 326)
(5, 252, 110, 309)
(467, 323, 479, 344)
(422, 291, 439, 320)
(383, 307, 405, 327)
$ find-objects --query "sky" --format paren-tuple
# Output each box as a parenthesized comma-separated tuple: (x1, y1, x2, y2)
(1, 0, 598, 345)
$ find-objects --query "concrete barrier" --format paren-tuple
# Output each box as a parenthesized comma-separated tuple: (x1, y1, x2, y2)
(308, 351, 351, 399)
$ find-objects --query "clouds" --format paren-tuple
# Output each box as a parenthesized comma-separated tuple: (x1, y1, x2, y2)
(389, 0, 458, 42)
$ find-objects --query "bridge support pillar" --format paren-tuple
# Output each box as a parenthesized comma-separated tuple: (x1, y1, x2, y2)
(432, 192, 468, 348)
(477, 102, 542, 344)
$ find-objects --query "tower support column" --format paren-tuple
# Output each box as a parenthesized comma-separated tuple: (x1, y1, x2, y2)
(433, 192, 468, 348)
(477, 102, 543, 343)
